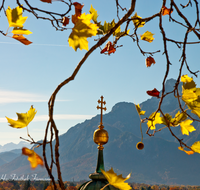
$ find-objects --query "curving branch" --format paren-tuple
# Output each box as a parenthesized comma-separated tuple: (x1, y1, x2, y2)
(42, 1, 137, 189)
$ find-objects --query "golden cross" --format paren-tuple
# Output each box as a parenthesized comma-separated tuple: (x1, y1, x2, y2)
(97, 96, 107, 126)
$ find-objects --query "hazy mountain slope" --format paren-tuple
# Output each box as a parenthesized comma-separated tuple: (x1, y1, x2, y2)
(0, 79, 199, 185)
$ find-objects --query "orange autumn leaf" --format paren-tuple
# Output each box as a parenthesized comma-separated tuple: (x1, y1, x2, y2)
(62, 16, 70, 26)
(100, 41, 116, 55)
(22, 147, 44, 169)
(147, 88, 160, 98)
(72, 2, 84, 24)
(12, 34, 32, 45)
(40, 0, 52, 3)
(146, 56, 156, 67)
(162, 6, 173, 16)
(178, 146, 194, 155)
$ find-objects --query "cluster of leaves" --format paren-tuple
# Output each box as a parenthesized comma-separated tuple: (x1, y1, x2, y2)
(5, 6, 32, 45)
(136, 75, 200, 155)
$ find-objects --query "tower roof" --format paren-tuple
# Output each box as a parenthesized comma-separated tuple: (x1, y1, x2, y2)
(78, 96, 119, 190)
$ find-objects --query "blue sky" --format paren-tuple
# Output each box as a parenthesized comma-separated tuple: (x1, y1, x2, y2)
(0, 0, 199, 145)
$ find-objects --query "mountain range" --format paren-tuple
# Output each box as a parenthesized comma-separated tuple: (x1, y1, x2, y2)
(0, 141, 31, 153)
(0, 79, 200, 185)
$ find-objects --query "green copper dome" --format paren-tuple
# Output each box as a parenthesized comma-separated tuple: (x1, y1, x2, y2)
(78, 149, 119, 190)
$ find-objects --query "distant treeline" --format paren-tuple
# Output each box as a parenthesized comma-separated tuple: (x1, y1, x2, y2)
(130, 183, 200, 190)
(0, 180, 200, 190)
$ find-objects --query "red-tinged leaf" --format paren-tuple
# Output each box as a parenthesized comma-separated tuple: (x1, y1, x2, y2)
(62, 16, 70, 26)
(72, 2, 84, 24)
(162, 6, 173, 16)
(146, 56, 156, 67)
(73, 2, 84, 17)
(12, 34, 32, 45)
(101, 41, 116, 55)
(147, 88, 160, 98)
(40, 0, 52, 3)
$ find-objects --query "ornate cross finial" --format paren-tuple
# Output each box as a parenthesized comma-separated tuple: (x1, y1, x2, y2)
(97, 96, 107, 126)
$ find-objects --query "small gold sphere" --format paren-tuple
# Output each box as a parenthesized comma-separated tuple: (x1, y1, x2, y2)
(136, 142, 144, 150)
(93, 128, 109, 146)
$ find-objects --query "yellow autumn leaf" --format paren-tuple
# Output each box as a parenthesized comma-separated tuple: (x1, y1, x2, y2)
(189, 100, 200, 118)
(147, 112, 163, 130)
(178, 146, 194, 155)
(68, 13, 98, 51)
(132, 12, 145, 28)
(101, 168, 132, 190)
(6, 106, 37, 128)
(140, 31, 154, 43)
(6, 6, 28, 28)
(181, 75, 193, 83)
(11, 28, 32, 35)
(89, 4, 99, 24)
(22, 147, 44, 169)
(182, 89, 198, 103)
(179, 119, 196, 135)
(161, 113, 173, 126)
(191, 141, 200, 153)
(172, 111, 187, 126)
(135, 104, 145, 115)
(181, 74, 196, 91)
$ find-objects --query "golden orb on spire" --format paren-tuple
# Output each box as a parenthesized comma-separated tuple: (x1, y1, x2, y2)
(93, 126, 109, 150)
(93, 96, 109, 150)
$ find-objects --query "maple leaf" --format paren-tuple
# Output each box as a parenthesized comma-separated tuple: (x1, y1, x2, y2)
(180, 119, 196, 135)
(101, 168, 132, 190)
(100, 41, 116, 55)
(11, 28, 32, 35)
(161, 113, 173, 126)
(181, 75, 193, 83)
(103, 20, 115, 34)
(178, 147, 194, 155)
(188, 99, 200, 118)
(73, 2, 84, 16)
(132, 12, 145, 28)
(68, 13, 98, 51)
(62, 17, 70, 26)
(6, 106, 37, 128)
(135, 104, 145, 115)
(40, 0, 52, 3)
(89, 4, 99, 24)
(180, 75, 200, 119)
(105, 20, 129, 37)
(191, 141, 200, 153)
(22, 147, 44, 169)
(146, 88, 160, 98)
(182, 89, 198, 103)
(172, 111, 187, 126)
(146, 56, 156, 67)
(140, 31, 155, 43)
(182, 77, 196, 92)
(147, 112, 163, 130)
(72, 2, 84, 24)
(162, 6, 173, 16)
(6, 6, 28, 28)
(12, 34, 32, 45)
